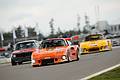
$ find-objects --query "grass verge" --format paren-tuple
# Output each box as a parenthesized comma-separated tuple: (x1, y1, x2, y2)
(89, 67, 120, 80)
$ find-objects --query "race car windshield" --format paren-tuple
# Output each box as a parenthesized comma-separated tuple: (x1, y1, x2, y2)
(85, 34, 103, 41)
(41, 39, 66, 48)
(15, 42, 36, 50)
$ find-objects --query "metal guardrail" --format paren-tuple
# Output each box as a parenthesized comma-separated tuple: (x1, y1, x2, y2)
(0, 51, 11, 64)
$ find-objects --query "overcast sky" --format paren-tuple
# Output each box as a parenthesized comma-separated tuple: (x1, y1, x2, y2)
(0, 0, 120, 36)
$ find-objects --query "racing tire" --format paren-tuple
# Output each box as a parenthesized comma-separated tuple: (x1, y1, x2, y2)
(32, 65, 39, 67)
(18, 62, 22, 65)
(76, 54, 79, 61)
(11, 60, 17, 66)
(67, 55, 72, 62)
(76, 49, 80, 61)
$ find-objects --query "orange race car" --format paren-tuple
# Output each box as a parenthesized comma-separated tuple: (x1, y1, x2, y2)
(31, 38, 80, 67)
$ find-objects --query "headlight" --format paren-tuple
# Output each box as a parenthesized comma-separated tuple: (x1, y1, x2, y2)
(62, 55, 66, 60)
(13, 54, 16, 57)
(31, 59, 35, 63)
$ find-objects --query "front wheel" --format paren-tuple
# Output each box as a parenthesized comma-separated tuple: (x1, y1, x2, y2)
(32, 65, 39, 67)
(67, 54, 71, 62)
(18, 62, 22, 65)
(11, 60, 17, 66)
(76, 49, 80, 61)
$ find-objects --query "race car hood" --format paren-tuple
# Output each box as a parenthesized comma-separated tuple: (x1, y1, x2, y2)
(80, 40, 108, 48)
(12, 48, 36, 54)
(32, 46, 69, 59)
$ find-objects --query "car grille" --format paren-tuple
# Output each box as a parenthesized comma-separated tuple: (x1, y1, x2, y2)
(15, 52, 32, 58)
(42, 59, 54, 65)
(88, 48, 99, 52)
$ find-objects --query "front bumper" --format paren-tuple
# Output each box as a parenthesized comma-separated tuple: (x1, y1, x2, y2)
(31, 56, 68, 66)
(80, 46, 111, 54)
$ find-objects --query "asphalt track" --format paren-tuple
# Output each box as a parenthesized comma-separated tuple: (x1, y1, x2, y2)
(0, 46, 120, 80)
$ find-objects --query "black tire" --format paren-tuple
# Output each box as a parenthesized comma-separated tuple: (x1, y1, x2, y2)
(67, 54, 73, 62)
(32, 65, 39, 67)
(76, 49, 80, 61)
(11, 60, 17, 66)
(66, 54, 70, 62)
(18, 62, 22, 65)
(76, 54, 79, 61)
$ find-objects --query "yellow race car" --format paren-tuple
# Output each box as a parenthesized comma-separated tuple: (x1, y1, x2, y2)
(80, 34, 112, 54)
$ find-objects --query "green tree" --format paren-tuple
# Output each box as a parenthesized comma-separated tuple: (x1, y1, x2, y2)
(49, 18, 54, 37)
(28, 27, 36, 37)
(15, 25, 23, 38)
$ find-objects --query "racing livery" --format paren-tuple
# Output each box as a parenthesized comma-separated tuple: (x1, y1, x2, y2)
(11, 40, 39, 66)
(80, 34, 112, 54)
(31, 38, 79, 67)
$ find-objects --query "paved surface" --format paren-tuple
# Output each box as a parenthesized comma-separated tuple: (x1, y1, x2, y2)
(0, 47, 120, 80)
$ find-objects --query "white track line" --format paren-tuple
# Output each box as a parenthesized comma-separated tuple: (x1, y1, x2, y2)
(79, 63, 120, 80)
